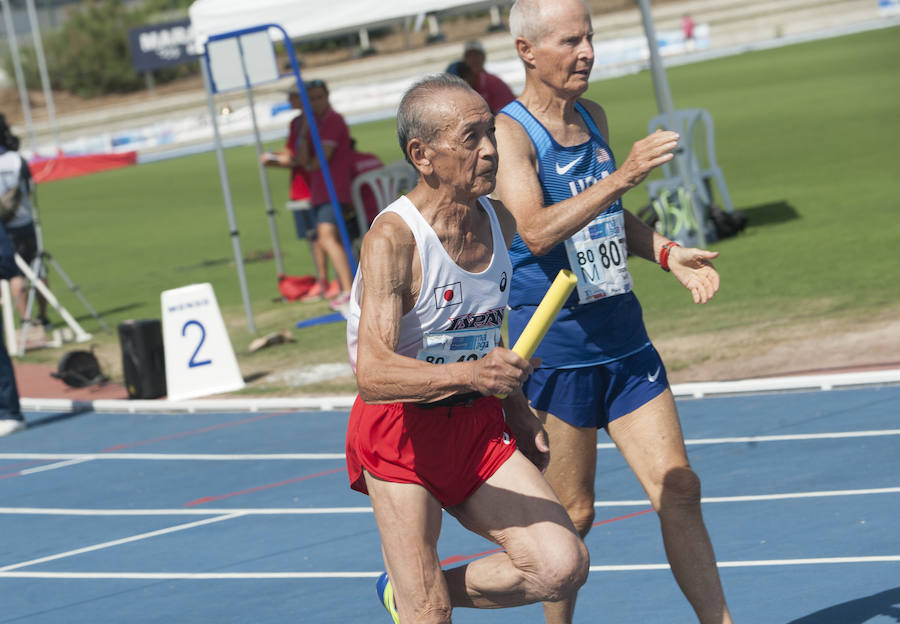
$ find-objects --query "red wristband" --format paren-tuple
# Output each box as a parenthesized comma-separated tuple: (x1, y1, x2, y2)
(659, 241, 680, 272)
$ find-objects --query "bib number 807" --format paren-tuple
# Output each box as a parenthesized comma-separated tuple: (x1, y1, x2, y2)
(577, 240, 622, 269)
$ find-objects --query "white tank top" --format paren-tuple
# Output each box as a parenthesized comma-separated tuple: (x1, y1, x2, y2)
(347, 195, 512, 373)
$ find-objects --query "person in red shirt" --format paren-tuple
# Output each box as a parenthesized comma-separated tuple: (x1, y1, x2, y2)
(261, 88, 339, 301)
(294, 79, 356, 311)
(682, 13, 696, 51)
(462, 39, 516, 113)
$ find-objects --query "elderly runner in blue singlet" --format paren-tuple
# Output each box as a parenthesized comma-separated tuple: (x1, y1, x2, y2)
(493, 1, 733, 623)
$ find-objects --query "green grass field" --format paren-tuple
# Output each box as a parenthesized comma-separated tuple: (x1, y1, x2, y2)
(28, 25, 900, 392)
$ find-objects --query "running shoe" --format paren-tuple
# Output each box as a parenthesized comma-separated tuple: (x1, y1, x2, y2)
(328, 291, 351, 311)
(324, 279, 341, 299)
(375, 572, 400, 623)
(0, 419, 26, 437)
(298, 280, 324, 302)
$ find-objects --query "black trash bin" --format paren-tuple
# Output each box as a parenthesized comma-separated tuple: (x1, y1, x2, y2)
(118, 319, 167, 399)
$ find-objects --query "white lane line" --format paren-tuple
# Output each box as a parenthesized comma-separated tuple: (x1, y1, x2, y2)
(0, 507, 373, 516)
(593, 555, 900, 572)
(0, 513, 244, 572)
(596, 428, 900, 449)
(593, 486, 900, 508)
(0, 453, 346, 461)
(1, 429, 897, 463)
(0, 486, 896, 517)
(1, 556, 898, 579)
(18, 458, 94, 475)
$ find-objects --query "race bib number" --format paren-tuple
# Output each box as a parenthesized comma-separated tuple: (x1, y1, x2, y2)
(564, 211, 633, 304)
(416, 327, 501, 364)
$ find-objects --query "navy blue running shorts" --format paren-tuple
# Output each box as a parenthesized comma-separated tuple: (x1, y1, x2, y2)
(523, 345, 669, 429)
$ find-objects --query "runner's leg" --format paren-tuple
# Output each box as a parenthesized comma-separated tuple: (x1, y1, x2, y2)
(608, 389, 733, 624)
(363, 471, 451, 624)
(444, 450, 589, 610)
(536, 411, 597, 624)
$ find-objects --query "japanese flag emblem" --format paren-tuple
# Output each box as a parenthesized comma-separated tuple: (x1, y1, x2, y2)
(434, 282, 463, 309)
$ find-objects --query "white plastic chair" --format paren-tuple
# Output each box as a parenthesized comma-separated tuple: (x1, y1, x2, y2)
(351, 159, 418, 237)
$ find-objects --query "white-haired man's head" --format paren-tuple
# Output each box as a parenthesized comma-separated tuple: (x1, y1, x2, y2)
(510, 0, 589, 44)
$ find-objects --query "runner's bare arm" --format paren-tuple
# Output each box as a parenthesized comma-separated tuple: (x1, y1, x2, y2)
(355, 215, 535, 404)
(494, 101, 679, 256)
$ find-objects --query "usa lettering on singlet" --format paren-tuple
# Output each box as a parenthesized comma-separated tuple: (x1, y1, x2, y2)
(345, 195, 513, 372)
(498, 99, 650, 368)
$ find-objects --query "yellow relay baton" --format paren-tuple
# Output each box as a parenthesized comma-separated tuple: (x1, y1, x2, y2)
(496, 269, 578, 398)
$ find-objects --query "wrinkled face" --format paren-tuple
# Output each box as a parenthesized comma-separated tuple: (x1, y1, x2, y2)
(427, 90, 498, 199)
(307, 85, 330, 117)
(530, 0, 595, 95)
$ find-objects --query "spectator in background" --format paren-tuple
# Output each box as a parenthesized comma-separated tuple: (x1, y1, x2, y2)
(0, 114, 48, 328)
(0, 219, 25, 437)
(294, 79, 355, 312)
(261, 88, 339, 303)
(453, 39, 516, 113)
(682, 13, 696, 50)
(349, 139, 384, 226)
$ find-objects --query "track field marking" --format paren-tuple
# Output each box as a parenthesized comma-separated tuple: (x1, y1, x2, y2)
(98, 412, 294, 453)
(596, 428, 900, 449)
(1, 556, 898, 579)
(0, 485, 896, 517)
(0, 458, 95, 480)
(4, 428, 895, 465)
(593, 485, 900, 507)
(0, 513, 244, 572)
(0, 453, 346, 461)
(0, 507, 374, 516)
(183, 467, 346, 506)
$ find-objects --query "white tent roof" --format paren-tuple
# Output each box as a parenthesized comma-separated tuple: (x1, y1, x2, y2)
(189, 0, 504, 45)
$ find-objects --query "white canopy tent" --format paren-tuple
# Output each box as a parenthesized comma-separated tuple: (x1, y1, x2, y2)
(189, 0, 509, 45)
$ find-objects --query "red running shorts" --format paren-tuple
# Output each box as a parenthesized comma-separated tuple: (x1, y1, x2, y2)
(345, 395, 517, 508)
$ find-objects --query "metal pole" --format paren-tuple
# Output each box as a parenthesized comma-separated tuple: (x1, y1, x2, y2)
(236, 37, 285, 277)
(23, 0, 60, 152)
(0, 0, 37, 154)
(636, 0, 675, 117)
(201, 55, 256, 334)
(637, 0, 709, 245)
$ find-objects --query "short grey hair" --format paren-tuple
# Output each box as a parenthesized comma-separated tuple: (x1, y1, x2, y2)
(397, 73, 474, 165)
(509, 0, 546, 42)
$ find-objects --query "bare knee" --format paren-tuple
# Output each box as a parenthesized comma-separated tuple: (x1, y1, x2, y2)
(657, 466, 702, 513)
(566, 497, 595, 538)
(527, 535, 590, 602)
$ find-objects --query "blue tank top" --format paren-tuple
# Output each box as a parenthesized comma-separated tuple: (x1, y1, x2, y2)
(499, 100, 650, 368)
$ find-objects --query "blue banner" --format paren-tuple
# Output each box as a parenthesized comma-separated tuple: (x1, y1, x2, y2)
(128, 19, 200, 72)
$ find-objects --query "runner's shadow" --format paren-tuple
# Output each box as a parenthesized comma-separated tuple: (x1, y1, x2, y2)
(786, 586, 900, 623)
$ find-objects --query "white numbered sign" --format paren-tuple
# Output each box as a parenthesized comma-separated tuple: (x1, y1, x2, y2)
(161, 283, 244, 401)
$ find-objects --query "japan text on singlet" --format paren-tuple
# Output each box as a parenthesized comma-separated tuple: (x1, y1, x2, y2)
(346, 195, 512, 373)
(499, 100, 650, 368)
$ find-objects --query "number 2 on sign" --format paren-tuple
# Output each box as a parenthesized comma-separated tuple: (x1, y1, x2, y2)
(182, 320, 212, 368)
